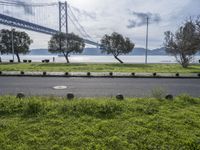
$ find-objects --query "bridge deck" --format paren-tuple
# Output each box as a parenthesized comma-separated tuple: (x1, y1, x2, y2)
(0, 13, 99, 46)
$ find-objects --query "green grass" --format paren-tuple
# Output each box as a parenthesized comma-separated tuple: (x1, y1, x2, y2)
(1, 95, 200, 149)
(0, 63, 200, 73)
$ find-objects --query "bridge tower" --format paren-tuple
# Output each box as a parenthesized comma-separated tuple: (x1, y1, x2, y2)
(59, 1, 68, 33)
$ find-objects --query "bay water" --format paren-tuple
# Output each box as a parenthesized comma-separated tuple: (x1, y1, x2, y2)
(1, 55, 200, 64)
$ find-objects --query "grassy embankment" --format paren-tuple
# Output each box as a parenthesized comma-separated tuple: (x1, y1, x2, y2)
(0, 63, 200, 73)
(0, 95, 200, 149)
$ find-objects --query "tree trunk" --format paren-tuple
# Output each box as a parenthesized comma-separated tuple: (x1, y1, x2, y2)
(15, 53, 21, 63)
(180, 54, 189, 68)
(63, 53, 70, 63)
(114, 55, 123, 64)
(181, 62, 189, 68)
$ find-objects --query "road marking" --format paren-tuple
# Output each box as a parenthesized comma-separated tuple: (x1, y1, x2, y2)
(53, 86, 67, 90)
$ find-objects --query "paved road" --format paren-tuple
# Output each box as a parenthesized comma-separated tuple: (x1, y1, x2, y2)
(0, 77, 199, 97)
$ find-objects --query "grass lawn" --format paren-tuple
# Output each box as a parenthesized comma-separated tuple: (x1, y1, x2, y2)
(0, 63, 200, 73)
(0, 95, 200, 149)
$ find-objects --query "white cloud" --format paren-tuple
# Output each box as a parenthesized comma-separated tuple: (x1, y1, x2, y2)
(66, 0, 200, 48)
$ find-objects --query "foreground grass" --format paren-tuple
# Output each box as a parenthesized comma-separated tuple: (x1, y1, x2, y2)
(0, 63, 200, 73)
(0, 95, 200, 149)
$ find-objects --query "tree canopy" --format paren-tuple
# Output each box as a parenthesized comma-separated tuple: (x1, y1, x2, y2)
(101, 32, 135, 63)
(0, 29, 33, 62)
(48, 32, 85, 63)
(164, 18, 200, 68)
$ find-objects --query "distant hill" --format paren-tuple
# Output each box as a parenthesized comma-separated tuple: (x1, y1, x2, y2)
(30, 47, 200, 56)
(129, 47, 167, 55)
(29, 49, 53, 55)
(81, 48, 102, 55)
(29, 48, 102, 55)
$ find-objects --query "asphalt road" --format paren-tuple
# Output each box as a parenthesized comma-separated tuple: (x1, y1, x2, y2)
(0, 77, 200, 97)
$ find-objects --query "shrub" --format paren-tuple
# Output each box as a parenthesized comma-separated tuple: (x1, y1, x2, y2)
(135, 99, 159, 115)
(136, 105, 159, 115)
(97, 102, 123, 118)
(144, 105, 159, 115)
(60, 100, 123, 118)
(106, 136, 129, 149)
(60, 105, 68, 113)
(0, 97, 24, 115)
(178, 94, 199, 105)
(60, 100, 98, 116)
(23, 101, 45, 116)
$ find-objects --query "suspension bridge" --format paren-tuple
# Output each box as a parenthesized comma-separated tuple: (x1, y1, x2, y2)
(0, 0, 99, 46)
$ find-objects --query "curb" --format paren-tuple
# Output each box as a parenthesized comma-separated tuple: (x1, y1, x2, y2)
(0, 71, 200, 78)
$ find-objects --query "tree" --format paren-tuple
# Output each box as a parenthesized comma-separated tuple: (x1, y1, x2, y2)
(0, 29, 33, 62)
(100, 32, 135, 63)
(164, 19, 200, 68)
(48, 32, 85, 63)
(195, 16, 200, 33)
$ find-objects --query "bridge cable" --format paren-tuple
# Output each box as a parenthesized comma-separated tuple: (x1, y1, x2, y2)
(68, 14, 88, 38)
(68, 5, 94, 41)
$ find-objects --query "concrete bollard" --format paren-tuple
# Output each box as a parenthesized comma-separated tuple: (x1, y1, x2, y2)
(16, 92, 25, 99)
(87, 72, 91, 76)
(165, 94, 173, 100)
(45, 59, 50, 63)
(67, 93, 74, 100)
(116, 94, 124, 100)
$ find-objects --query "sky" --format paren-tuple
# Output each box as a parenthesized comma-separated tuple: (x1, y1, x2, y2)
(0, 0, 200, 49)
